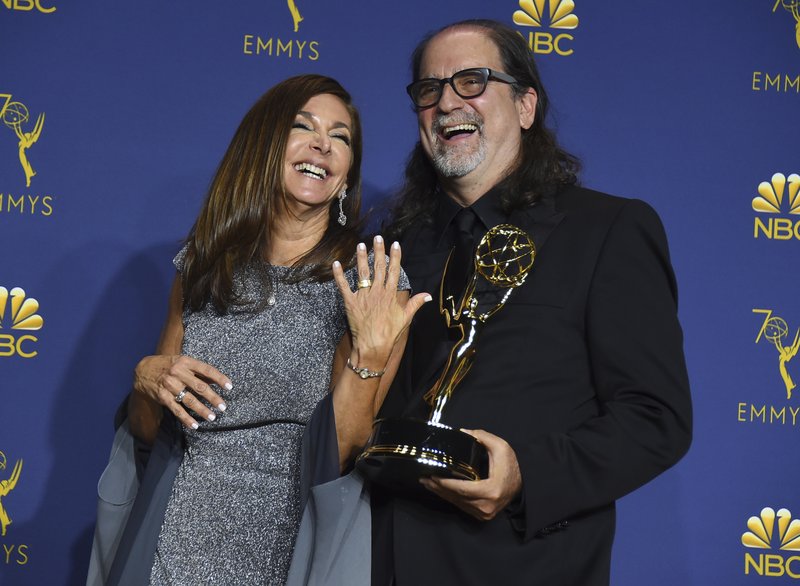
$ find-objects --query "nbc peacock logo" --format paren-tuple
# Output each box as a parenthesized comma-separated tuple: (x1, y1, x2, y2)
(743, 507, 800, 578)
(752, 173, 800, 240)
(744, 507, 800, 550)
(0, 287, 44, 358)
(512, 0, 579, 56)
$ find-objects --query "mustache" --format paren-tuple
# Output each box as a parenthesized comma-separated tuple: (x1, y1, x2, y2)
(431, 112, 483, 135)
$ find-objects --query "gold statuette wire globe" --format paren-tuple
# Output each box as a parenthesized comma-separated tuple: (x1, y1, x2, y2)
(475, 224, 536, 288)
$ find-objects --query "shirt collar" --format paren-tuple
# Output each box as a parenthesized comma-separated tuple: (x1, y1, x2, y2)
(433, 184, 509, 247)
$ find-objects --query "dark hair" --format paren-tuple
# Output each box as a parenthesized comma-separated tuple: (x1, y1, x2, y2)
(182, 74, 363, 313)
(386, 19, 579, 238)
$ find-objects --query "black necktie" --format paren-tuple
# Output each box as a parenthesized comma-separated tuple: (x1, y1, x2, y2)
(448, 207, 478, 298)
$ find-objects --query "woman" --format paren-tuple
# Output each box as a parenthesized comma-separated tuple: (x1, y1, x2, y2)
(101, 75, 429, 585)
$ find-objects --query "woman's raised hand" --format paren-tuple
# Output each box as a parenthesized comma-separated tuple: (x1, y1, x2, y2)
(332, 235, 431, 370)
(133, 355, 231, 430)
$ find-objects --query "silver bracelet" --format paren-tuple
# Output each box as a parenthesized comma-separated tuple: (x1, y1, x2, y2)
(346, 357, 385, 379)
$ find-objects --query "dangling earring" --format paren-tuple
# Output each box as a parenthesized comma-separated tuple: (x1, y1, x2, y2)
(337, 187, 347, 226)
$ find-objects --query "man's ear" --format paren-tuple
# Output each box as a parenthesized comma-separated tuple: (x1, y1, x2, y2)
(517, 88, 538, 130)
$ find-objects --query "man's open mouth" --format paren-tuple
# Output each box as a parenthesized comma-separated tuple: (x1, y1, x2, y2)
(442, 123, 479, 139)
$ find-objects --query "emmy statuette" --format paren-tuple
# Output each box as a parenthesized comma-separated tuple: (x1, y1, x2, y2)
(356, 224, 535, 489)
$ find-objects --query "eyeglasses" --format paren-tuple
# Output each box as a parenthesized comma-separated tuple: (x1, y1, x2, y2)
(406, 68, 519, 109)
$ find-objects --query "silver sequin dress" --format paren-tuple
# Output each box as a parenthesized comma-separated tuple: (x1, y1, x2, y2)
(149, 253, 407, 585)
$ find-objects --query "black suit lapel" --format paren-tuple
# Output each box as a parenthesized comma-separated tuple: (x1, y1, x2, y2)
(516, 197, 565, 254)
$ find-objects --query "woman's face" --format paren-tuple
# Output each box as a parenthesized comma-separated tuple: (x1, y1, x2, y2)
(282, 93, 353, 218)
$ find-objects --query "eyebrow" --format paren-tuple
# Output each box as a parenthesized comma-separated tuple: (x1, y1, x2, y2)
(296, 110, 351, 131)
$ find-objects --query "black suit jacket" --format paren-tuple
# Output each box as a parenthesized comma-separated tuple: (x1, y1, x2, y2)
(372, 185, 693, 586)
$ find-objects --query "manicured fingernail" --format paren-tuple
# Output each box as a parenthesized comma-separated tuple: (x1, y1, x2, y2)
(333, 260, 341, 269)
(392, 241, 400, 250)
(424, 294, 433, 302)
(375, 235, 383, 244)
(207, 413, 216, 421)
(191, 422, 199, 430)
(358, 243, 366, 251)
(218, 403, 227, 412)
(224, 382, 233, 391)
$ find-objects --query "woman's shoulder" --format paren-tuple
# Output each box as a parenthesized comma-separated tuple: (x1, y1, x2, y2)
(172, 242, 189, 273)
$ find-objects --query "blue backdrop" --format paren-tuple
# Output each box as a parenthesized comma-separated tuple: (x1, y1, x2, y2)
(2, 1, 799, 584)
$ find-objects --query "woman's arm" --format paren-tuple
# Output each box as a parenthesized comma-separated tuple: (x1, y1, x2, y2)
(128, 275, 231, 445)
(330, 296, 411, 469)
(331, 237, 430, 470)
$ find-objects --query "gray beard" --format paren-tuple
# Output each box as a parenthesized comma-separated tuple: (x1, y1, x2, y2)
(430, 134, 487, 178)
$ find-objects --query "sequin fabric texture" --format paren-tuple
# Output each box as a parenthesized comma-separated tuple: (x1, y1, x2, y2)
(149, 251, 408, 585)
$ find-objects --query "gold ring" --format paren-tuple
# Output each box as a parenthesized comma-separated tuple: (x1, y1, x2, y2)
(357, 279, 372, 290)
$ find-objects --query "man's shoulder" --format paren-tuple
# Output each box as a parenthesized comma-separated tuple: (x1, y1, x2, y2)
(553, 184, 661, 225)
(555, 184, 626, 211)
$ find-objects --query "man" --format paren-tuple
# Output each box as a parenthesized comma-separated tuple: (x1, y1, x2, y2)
(371, 19, 693, 585)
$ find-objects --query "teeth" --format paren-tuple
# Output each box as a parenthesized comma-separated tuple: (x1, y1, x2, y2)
(443, 124, 478, 138)
(294, 162, 327, 179)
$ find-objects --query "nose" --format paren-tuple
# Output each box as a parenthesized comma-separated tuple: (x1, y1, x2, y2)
(437, 82, 466, 113)
(311, 131, 331, 154)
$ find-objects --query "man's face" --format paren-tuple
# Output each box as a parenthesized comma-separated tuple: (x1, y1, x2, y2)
(416, 28, 536, 193)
